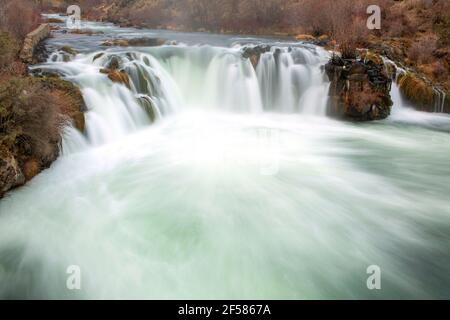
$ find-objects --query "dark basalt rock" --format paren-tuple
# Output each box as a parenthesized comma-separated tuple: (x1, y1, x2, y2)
(325, 53, 393, 121)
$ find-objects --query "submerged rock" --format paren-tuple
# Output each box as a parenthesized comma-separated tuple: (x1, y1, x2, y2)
(325, 52, 393, 121)
(20, 24, 50, 63)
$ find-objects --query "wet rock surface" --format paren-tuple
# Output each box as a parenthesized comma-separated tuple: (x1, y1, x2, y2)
(0, 75, 87, 198)
(325, 53, 393, 121)
(100, 55, 131, 88)
(0, 146, 25, 198)
(20, 24, 51, 63)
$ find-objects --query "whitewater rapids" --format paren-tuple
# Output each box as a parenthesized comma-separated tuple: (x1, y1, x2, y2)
(1, 17, 450, 299)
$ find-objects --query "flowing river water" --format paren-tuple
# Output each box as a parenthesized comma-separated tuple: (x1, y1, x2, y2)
(0, 15, 450, 299)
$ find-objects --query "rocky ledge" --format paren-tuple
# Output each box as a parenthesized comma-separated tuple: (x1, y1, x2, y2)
(325, 53, 393, 121)
(0, 76, 86, 198)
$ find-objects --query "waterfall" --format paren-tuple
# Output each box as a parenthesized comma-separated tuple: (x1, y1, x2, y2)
(4, 21, 450, 299)
(31, 44, 330, 151)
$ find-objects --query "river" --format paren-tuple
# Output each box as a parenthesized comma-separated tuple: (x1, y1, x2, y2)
(0, 15, 450, 299)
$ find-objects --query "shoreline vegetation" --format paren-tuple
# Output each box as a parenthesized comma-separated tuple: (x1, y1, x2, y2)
(46, 0, 449, 110)
(0, 0, 449, 197)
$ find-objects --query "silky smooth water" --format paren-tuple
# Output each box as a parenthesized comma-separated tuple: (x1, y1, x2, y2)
(1, 17, 450, 299)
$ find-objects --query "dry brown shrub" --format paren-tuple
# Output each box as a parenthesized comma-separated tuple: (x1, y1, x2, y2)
(0, 0, 41, 39)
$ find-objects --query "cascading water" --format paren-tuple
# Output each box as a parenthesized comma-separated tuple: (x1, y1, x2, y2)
(1, 19, 450, 299)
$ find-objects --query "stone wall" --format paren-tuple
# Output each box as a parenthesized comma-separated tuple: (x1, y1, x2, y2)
(20, 24, 51, 63)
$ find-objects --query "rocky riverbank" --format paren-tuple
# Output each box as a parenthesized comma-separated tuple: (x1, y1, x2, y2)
(0, 24, 86, 198)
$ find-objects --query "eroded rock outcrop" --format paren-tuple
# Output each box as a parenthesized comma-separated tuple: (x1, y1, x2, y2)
(325, 53, 393, 121)
(20, 24, 51, 63)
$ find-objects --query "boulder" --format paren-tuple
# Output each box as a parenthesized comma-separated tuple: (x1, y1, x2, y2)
(46, 18, 64, 23)
(38, 76, 87, 130)
(325, 52, 393, 121)
(106, 55, 122, 70)
(101, 37, 166, 47)
(242, 45, 271, 68)
(71, 112, 86, 132)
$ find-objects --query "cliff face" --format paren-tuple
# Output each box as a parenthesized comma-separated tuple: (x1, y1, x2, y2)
(325, 53, 393, 121)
